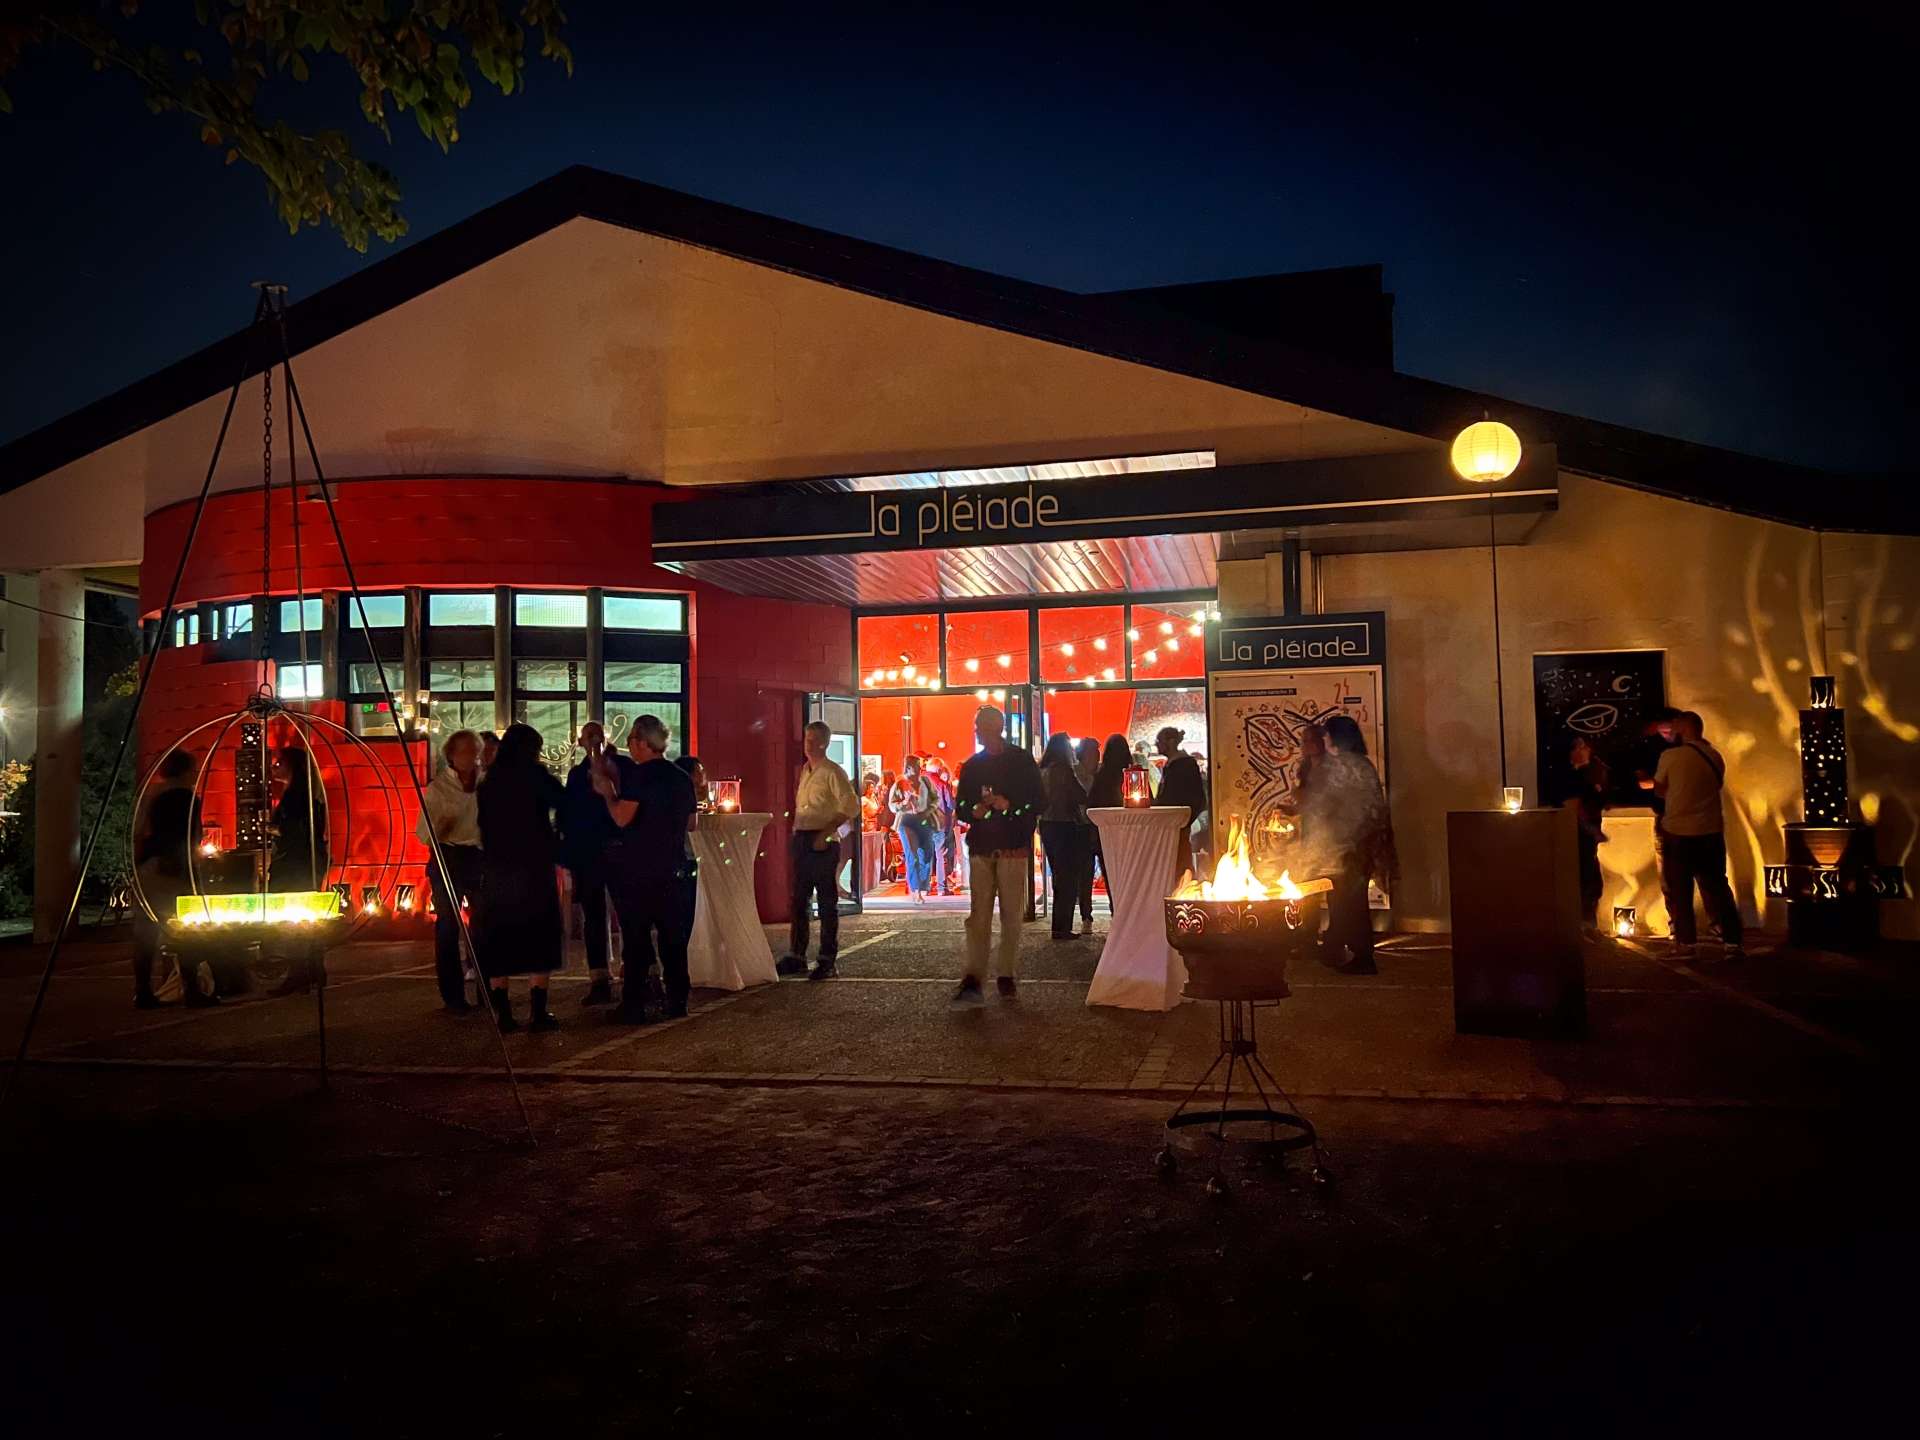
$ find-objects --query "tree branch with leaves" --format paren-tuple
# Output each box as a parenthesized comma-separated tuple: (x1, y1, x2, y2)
(1, 2, 572, 250)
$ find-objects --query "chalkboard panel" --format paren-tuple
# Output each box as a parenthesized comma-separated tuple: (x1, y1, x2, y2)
(1532, 651, 1666, 807)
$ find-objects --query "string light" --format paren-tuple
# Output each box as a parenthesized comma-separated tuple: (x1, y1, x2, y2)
(1140, 650, 1156, 664)
(1160, 621, 1173, 635)
(965, 658, 980, 672)
(1166, 637, 1180, 652)
(1127, 628, 1141, 641)
(1093, 637, 1107, 651)
(997, 654, 1012, 668)
(1060, 642, 1075, 656)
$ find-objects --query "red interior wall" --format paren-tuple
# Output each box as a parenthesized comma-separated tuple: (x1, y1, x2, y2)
(858, 695, 980, 777)
(141, 478, 852, 924)
(1041, 690, 1138, 750)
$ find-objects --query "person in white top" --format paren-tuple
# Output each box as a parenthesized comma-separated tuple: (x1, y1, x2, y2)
(1645, 709, 1744, 956)
(417, 728, 484, 1011)
(777, 720, 859, 979)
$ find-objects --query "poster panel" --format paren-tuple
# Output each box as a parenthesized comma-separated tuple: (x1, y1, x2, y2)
(1207, 666, 1384, 875)
(1531, 650, 1666, 807)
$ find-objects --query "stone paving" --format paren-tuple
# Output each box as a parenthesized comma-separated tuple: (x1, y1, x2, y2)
(4, 912, 1900, 1111)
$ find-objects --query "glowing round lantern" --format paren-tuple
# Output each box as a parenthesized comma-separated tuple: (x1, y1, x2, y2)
(1450, 420, 1523, 483)
(131, 687, 410, 952)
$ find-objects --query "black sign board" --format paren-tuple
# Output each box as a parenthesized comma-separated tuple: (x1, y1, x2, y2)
(1208, 612, 1386, 672)
(1532, 650, 1666, 807)
(653, 448, 1557, 561)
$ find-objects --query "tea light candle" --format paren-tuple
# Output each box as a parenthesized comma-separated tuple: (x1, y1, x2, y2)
(713, 777, 742, 813)
(1502, 786, 1524, 813)
(1122, 766, 1152, 807)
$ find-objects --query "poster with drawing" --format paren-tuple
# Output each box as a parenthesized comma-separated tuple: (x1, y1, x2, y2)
(1532, 650, 1665, 807)
(1207, 667, 1385, 876)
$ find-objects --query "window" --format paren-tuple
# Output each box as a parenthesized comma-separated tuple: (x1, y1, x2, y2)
(428, 591, 496, 627)
(943, 609, 1030, 687)
(426, 660, 495, 739)
(604, 661, 683, 694)
(604, 593, 685, 631)
(427, 659, 495, 693)
(342, 593, 405, 628)
(278, 597, 324, 633)
(605, 700, 684, 760)
(172, 611, 201, 646)
(216, 602, 254, 638)
(277, 662, 324, 699)
(348, 662, 401, 696)
(512, 698, 588, 771)
(1128, 603, 1207, 680)
(1038, 605, 1126, 685)
(515, 660, 587, 692)
(858, 612, 940, 690)
(514, 592, 589, 628)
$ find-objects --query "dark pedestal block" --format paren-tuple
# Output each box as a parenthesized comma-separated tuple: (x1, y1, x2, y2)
(1447, 807, 1587, 1038)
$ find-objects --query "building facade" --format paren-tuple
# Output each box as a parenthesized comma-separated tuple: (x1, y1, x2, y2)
(1, 168, 1912, 937)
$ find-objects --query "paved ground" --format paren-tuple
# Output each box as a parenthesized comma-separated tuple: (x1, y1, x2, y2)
(2, 917, 1912, 1434)
(3, 914, 1900, 1110)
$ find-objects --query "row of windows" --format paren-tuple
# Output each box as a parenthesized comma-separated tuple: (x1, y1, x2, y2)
(163, 588, 687, 648)
(344, 660, 683, 696)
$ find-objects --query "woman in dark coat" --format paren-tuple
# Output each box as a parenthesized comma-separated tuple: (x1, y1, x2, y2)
(476, 722, 566, 1032)
(1084, 733, 1131, 915)
(1302, 714, 1397, 976)
(1153, 725, 1209, 881)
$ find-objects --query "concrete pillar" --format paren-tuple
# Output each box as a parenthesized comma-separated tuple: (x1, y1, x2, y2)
(33, 568, 85, 941)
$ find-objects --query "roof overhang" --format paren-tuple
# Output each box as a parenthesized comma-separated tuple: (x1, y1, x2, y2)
(656, 446, 1556, 604)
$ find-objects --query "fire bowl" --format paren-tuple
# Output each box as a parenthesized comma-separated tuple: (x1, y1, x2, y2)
(1165, 880, 1332, 1002)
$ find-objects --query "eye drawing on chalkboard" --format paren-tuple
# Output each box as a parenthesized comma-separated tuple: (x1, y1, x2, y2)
(1566, 702, 1620, 735)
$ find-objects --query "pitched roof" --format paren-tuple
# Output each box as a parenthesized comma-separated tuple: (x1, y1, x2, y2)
(1, 165, 1903, 533)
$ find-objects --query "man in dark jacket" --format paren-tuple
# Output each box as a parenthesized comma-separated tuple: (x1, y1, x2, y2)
(952, 706, 1043, 1005)
(595, 714, 698, 1021)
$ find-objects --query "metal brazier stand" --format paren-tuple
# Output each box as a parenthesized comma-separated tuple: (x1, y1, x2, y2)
(1159, 886, 1332, 1197)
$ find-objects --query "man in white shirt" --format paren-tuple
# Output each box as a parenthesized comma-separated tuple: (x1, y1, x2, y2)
(778, 720, 859, 980)
(417, 728, 484, 1012)
(1648, 709, 1744, 956)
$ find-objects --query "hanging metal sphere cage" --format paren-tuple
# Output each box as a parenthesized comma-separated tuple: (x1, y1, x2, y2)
(129, 685, 413, 947)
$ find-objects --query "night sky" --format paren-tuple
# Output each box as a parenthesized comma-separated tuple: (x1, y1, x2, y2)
(1, 4, 1911, 472)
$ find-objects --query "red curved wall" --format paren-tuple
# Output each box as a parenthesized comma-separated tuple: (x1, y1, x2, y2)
(140, 477, 853, 922)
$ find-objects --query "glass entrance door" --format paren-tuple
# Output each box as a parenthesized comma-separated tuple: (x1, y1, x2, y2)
(806, 692, 862, 913)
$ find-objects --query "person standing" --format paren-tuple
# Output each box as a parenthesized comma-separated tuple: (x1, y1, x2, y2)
(1073, 736, 1103, 928)
(1644, 710, 1744, 957)
(778, 720, 859, 979)
(597, 715, 699, 1021)
(1304, 715, 1396, 976)
(953, 705, 1043, 1003)
(559, 722, 620, 1006)
(132, 749, 212, 1009)
(1039, 733, 1089, 940)
(1085, 733, 1131, 916)
(265, 744, 330, 999)
(418, 728, 484, 1013)
(1153, 726, 1209, 880)
(475, 723, 566, 1032)
(889, 755, 937, 904)
(925, 759, 957, 897)
(1553, 733, 1610, 932)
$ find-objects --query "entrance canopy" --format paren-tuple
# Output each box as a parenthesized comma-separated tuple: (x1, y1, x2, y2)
(656, 446, 1557, 604)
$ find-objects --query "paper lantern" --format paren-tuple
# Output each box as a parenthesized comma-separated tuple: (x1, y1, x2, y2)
(1451, 420, 1523, 483)
(1123, 766, 1152, 807)
(713, 777, 742, 812)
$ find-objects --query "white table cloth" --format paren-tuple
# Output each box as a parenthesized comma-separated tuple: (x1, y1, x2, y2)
(1087, 806, 1190, 1012)
(687, 812, 777, 991)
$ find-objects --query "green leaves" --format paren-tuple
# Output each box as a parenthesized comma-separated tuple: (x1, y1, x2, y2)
(5, 1, 574, 251)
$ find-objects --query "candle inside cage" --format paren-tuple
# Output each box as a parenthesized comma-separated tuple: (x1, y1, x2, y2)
(1122, 766, 1152, 807)
(712, 777, 742, 812)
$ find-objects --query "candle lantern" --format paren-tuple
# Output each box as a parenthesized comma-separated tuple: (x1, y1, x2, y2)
(1122, 765, 1152, 807)
(1809, 674, 1836, 709)
(713, 777, 742, 813)
(1612, 905, 1636, 938)
(360, 884, 383, 916)
(1502, 786, 1524, 814)
(395, 883, 417, 914)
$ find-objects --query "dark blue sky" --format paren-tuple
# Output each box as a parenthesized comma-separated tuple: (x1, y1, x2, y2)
(2, 4, 1911, 471)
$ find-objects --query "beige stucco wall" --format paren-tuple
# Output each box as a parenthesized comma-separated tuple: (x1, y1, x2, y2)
(1223, 475, 1920, 938)
(0, 217, 1427, 571)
